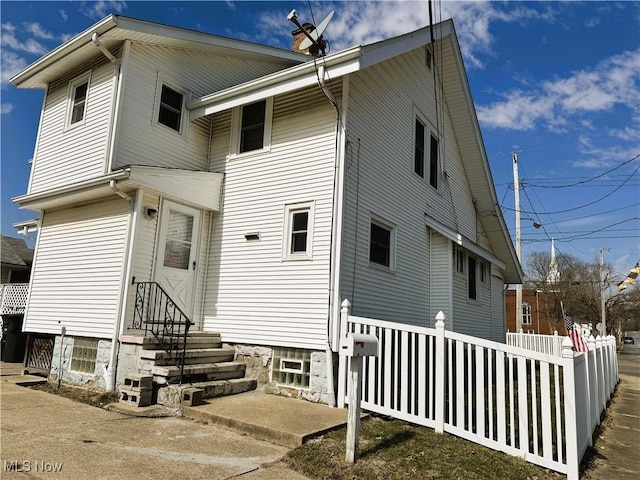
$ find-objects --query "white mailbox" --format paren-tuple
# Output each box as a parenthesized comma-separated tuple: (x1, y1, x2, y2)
(340, 333, 378, 357)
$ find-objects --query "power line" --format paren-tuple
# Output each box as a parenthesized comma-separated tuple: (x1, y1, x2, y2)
(526, 153, 640, 189)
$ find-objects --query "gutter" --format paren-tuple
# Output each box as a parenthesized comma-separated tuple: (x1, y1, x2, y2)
(187, 47, 362, 119)
(9, 15, 117, 87)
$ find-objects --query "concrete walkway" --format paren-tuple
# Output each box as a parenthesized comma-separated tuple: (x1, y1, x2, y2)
(583, 353, 640, 479)
(0, 363, 311, 479)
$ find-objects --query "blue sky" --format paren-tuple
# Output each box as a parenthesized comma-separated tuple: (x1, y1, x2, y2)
(1, 1, 639, 283)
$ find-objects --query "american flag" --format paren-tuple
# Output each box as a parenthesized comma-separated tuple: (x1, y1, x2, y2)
(565, 315, 588, 352)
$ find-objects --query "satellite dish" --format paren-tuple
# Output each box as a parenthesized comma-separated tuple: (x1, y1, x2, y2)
(299, 10, 334, 51)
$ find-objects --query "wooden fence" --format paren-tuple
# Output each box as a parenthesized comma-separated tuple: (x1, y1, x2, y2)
(337, 300, 618, 479)
(0, 283, 29, 315)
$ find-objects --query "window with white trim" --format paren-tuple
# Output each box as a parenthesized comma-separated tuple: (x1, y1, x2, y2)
(429, 134, 439, 189)
(369, 216, 395, 270)
(453, 246, 465, 274)
(66, 73, 90, 128)
(283, 202, 314, 260)
(231, 98, 273, 157)
(70, 337, 98, 374)
(158, 85, 184, 131)
(522, 302, 532, 325)
(468, 256, 478, 300)
(413, 109, 440, 189)
(414, 118, 425, 177)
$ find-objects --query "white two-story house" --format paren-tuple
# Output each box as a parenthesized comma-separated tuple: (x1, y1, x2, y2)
(11, 14, 521, 404)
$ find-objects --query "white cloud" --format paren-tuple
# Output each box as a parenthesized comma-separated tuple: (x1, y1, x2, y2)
(59, 10, 69, 22)
(79, 1, 127, 19)
(23, 22, 55, 40)
(256, 1, 556, 69)
(1, 50, 28, 87)
(1, 102, 14, 114)
(1, 29, 48, 55)
(477, 49, 640, 132)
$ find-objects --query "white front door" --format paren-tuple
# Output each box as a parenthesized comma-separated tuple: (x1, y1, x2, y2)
(155, 201, 201, 320)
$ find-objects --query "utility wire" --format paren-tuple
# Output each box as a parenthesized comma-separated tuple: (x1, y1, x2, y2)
(526, 153, 640, 189)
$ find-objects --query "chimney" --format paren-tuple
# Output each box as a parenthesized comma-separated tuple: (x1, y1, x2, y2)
(292, 23, 315, 54)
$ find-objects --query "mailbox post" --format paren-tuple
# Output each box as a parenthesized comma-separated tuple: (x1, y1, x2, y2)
(340, 333, 378, 463)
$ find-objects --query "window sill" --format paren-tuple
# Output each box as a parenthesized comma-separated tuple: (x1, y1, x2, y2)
(228, 146, 271, 162)
(369, 262, 396, 274)
(282, 254, 312, 262)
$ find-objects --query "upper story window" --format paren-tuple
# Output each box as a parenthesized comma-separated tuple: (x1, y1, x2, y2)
(153, 75, 188, 136)
(158, 85, 184, 132)
(468, 255, 477, 300)
(230, 98, 273, 158)
(66, 73, 91, 129)
(414, 109, 440, 189)
(414, 119, 425, 177)
(429, 134, 439, 189)
(369, 215, 396, 270)
(283, 201, 314, 261)
(453, 246, 465, 274)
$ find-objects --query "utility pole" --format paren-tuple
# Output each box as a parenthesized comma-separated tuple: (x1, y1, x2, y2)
(600, 248, 606, 336)
(513, 152, 522, 332)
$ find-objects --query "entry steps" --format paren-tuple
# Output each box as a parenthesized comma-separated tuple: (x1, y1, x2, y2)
(119, 331, 256, 407)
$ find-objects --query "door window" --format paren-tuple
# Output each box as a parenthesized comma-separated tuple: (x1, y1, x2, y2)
(163, 209, 193, 270)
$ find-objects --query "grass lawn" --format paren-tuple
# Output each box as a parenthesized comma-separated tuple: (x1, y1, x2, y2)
(284, 416, 565, 480)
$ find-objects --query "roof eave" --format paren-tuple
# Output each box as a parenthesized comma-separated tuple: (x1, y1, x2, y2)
(10, 15, 118, 88)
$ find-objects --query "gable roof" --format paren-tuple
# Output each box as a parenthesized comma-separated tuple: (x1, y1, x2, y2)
(188, 19, 522, 283)
(10, 15, 308, 90)
(9, 14, 521, 283)
(1, 236, 33, 268)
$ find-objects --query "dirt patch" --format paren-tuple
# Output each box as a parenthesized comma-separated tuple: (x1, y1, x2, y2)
(30, 382, 119, 408)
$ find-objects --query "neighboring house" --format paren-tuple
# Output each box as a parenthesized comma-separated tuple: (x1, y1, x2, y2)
(506, 289, 592, 336)
(506, 289, 559, 335)
(1, 235, 33, 362)
(10, 15, 521, 403)
(1, 235, 33, 284)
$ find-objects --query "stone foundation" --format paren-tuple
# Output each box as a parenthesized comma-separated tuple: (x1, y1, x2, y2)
(232, 344, 336, 405)
(49, 335, 111, 390)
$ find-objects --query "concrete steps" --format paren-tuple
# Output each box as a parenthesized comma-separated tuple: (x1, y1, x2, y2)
(152, 360, 246, 385)
(141, 347, 235, 366)
(120, 331, 256, 406)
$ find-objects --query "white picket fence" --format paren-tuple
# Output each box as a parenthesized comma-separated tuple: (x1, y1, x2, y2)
(507, 330, 564, 356)
(337, 300, 618, 479)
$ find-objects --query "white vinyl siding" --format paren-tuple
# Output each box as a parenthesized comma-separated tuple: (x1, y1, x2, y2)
(23, 198, 130, 338)
(341, 46, 498, 337)
(203, 86, 338, 349)
(29, 59, 116, 194)
(114, 43, 291, 172)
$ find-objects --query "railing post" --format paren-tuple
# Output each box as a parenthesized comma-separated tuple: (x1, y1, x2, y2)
(596, 335, 605, 413)
(337, 299, 351, 409)
(562, 336, 580, 480)
(435, 311, 446, 434)
(587, 335, 598, 433)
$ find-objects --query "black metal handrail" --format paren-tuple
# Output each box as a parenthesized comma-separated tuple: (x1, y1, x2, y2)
(132, 279, 192, 384)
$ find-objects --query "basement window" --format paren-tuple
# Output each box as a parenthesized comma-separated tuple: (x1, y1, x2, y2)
(272, 347, 311, 389)
(70, 337, 99, 374)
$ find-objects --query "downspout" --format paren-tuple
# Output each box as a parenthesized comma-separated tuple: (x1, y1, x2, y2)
(327, 75, 350, 407)
(104, 182, 135, 391)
